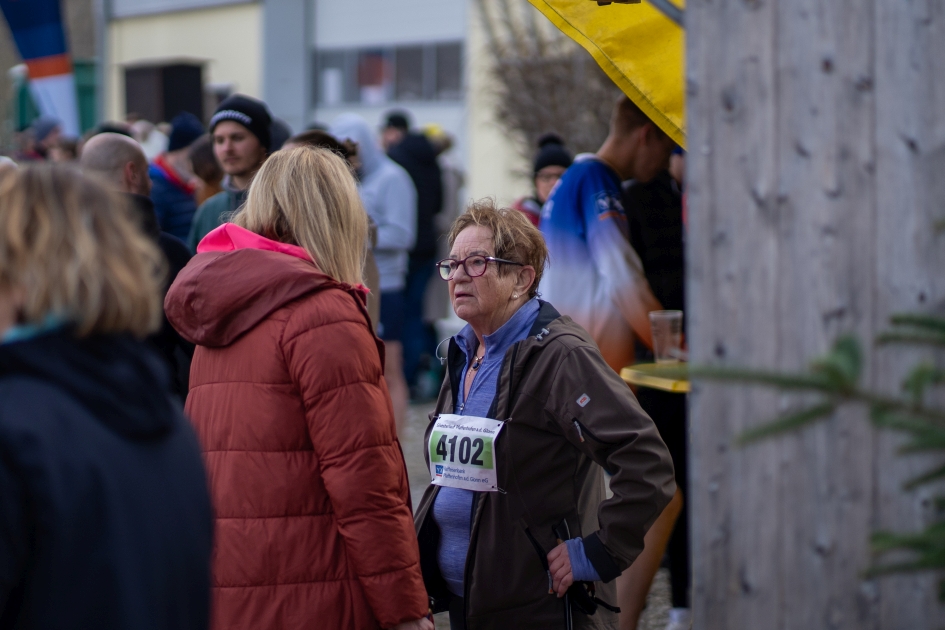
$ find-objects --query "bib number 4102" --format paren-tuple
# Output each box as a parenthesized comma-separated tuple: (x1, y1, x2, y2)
(435, 434, 485, 466)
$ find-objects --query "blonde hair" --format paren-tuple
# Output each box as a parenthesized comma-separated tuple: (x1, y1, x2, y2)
(0, 165, 165, 337)
(448, 198, 548, 298)
(231, 146, 367, 285)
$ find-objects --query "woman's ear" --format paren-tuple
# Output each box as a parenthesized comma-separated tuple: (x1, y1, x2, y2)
(513, 265, 537, 298)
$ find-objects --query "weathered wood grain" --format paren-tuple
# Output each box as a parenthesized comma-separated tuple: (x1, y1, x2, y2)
(687, 0, 945, 626)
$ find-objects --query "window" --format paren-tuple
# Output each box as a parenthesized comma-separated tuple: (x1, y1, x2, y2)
(357, 49, 392, 105)
(395, 46, 424, 101)
(435, 43, 462, 100)
(315, 42, 463, 106)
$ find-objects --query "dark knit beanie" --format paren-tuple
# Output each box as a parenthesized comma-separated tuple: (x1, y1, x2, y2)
(384, 110, 410, 131)
(168, 112, 205, 151)
(209, 94, 272, 151)
(533, 133, 573, 175)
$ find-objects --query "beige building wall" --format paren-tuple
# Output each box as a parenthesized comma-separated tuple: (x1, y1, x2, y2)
(464, 1, 530, 207)
(106, 2, 261, 121)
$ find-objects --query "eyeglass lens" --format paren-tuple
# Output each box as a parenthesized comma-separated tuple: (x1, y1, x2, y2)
(438, 256, 489, 280)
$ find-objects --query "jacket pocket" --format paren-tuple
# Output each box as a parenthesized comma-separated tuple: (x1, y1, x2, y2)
(520, 518, 553, 595)
(571, 418, 618, 446)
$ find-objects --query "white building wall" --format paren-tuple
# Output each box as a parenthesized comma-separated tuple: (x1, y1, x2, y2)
(311, 0, 528, 207)
(111, 0, 252, 18)
(311, 0, 470, 196)
(106, 2, 262, 120)
(313, 0, 466, 48)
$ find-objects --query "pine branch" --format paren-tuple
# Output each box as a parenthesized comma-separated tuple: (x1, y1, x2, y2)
(889, 314, 945, 334)
(737, 403, 836, 445)
(876, 331, 945, 347)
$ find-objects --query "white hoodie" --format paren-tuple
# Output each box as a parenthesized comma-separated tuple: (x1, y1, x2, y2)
(330, 115, 417, 292)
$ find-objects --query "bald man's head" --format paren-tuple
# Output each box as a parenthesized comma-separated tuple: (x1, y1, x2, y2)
(80, 132, 151, 196)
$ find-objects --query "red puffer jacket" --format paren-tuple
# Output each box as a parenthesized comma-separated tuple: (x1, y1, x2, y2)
(165, 224, 428, 629)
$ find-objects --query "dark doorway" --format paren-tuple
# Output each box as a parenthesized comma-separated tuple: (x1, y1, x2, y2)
(125, 62, 203, 123)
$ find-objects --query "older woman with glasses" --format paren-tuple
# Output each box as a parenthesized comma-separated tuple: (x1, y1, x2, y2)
(414, 200, 675, 630)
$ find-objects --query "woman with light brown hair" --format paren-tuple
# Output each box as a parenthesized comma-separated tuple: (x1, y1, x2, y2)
(414, 199, 674, 629)
(0, 164, 212, 629)
(165, 146, 432, 630)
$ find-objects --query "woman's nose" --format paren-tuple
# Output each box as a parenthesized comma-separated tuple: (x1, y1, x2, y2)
(450, 264, 471, 281)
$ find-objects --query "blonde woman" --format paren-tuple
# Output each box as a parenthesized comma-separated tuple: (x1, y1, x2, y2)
(0, 165, 212, 629)
(165, 147, 432, 630)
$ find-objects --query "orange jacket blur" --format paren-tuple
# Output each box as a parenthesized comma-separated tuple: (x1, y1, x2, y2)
(165, 225, 428, 629)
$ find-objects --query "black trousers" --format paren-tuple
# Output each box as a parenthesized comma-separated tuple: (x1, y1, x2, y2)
(636, 388, 690, 608)
(448, 595, 465, 629)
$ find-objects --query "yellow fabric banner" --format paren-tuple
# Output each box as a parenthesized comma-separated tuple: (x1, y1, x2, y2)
(527, 0, 686, 148)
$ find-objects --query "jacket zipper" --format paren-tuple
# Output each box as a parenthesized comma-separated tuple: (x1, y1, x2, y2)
(572, 418, 618, 445)
(523, 526, 554, 594)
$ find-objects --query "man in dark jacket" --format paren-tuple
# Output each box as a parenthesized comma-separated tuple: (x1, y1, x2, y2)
(383, 110, 443, 393)
(81, 132, 195, 399)
(150, 112, 204, 240)
(625, 161, 691, 628)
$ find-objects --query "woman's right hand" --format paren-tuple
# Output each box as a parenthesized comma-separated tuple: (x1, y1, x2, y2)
(391, 617, 435, 630)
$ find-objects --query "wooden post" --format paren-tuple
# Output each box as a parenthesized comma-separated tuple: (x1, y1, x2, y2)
(686, 0, 945, 626)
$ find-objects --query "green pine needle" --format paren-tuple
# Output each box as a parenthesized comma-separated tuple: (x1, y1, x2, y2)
(890, 314, 945, 334)
(737, 402, 836, 446)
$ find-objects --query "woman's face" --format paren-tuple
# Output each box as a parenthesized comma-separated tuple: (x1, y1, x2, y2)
(534, 165, 567, 204)
(448, 226, 519, 331)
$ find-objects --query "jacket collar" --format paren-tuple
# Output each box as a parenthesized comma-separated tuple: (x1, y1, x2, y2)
(445, 300, 564, 415)
(527, 300, 561, 337)
(197, 223, 313, 262)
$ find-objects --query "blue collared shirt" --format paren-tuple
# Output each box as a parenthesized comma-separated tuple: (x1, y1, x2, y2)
(432, 298, 541, 596)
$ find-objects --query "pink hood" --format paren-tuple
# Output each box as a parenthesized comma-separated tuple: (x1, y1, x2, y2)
(167, 224, 366, 347)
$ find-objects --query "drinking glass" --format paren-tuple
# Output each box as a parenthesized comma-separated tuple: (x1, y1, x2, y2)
(649, 310, 684, 363)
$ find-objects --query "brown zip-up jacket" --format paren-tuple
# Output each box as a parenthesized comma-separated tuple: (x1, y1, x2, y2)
(414, 301, 676, 630)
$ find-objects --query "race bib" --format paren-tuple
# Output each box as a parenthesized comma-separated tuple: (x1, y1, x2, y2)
(428, 414, 505, 492)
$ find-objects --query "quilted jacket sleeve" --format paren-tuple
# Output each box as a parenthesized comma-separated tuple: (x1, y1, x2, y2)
(283, 293, 428, 628)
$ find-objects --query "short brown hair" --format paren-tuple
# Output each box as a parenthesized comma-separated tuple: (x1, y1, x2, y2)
(612, 95, 668, 140)
(287, 130, 358, 163)
(0, 165, 165, 337)
(447, 199, 548, 298)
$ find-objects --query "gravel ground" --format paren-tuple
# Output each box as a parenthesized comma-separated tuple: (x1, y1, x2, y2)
(402, 402, 672, 630)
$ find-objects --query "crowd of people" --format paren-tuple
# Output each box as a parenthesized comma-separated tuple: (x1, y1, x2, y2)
(0, 92, 690, 630)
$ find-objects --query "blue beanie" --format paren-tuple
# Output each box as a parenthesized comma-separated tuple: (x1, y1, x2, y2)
(31, 116, 61, 143)
(168, 112, 205, 151)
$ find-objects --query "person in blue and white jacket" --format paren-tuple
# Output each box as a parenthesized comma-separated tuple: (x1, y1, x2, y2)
(539, 96, 676, 374)
(540, 95, 682, 630)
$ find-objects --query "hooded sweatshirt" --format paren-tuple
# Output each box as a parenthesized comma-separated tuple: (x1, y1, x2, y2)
(0, 331, 212, 629)
(164, 224, 428, 629)
(331, 115, 417, 292)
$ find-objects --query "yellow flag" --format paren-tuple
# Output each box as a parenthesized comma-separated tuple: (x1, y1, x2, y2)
(527, 0, 686, 148)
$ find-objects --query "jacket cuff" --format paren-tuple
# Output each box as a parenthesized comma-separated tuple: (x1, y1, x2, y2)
(582, 532, 622, 583)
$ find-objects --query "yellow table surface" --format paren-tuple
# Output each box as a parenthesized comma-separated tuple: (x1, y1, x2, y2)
(620, 363, 690, 393)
